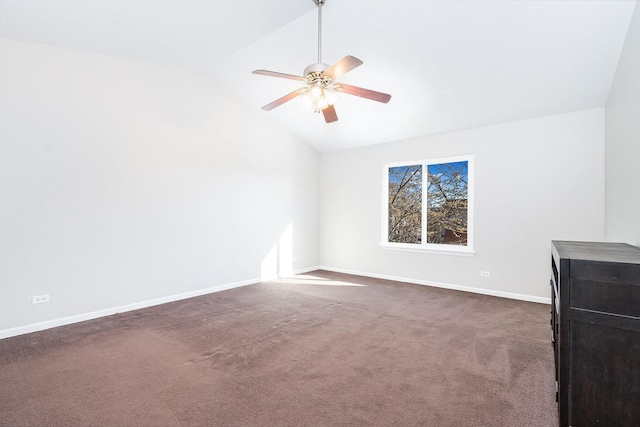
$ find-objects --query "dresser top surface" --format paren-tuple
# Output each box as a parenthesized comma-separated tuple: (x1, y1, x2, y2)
(552, 241, 640, 264)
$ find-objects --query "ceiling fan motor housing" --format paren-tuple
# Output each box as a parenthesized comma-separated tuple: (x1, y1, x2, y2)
(304, 63, 329, 79)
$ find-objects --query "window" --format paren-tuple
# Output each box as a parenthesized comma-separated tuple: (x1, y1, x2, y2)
(381, 155, 474, 255)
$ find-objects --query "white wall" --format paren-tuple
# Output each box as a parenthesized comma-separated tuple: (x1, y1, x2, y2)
(605, 2, 640, 246)
(0, 39, 320, 336)
(320, 109, 605, 301)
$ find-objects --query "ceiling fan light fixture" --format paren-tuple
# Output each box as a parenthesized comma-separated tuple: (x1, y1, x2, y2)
(319, 86, 337, 107)
(315, 99, 329, 113)
(309, 82, 324, 102)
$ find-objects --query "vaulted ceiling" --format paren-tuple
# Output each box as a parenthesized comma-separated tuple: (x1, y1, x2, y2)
(1, 0, 636, 152)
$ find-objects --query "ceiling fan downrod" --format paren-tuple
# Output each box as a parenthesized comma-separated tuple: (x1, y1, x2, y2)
(315, 0, 325, 64)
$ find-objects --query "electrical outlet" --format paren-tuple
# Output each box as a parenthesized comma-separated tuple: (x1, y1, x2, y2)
(480, 271, 491, 278)
(32, 295, 50, 304)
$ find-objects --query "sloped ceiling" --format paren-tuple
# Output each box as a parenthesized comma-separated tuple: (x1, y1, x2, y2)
(0, 0, 636, 152)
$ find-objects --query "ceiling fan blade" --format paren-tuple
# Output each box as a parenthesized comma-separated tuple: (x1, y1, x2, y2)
(322, 104, 338, 123)
(322, 55, 363, 81)
(252, 70, 306, 82)
(261, 89, 304, 111)
(336, 83, 391, 103)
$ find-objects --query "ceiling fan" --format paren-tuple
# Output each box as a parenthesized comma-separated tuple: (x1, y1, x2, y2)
(252, 0, 391, 123)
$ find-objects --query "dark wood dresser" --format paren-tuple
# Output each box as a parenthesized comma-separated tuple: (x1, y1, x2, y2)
(551, 241, 640, 427)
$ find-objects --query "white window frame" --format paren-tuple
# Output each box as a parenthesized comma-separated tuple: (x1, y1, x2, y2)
(381, 154, 475, 256)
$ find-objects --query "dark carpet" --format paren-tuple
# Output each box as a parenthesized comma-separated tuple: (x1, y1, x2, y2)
(0, 270, 558, 426)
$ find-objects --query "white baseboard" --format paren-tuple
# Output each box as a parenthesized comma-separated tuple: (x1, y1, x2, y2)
(0, 277, 260, 340)
(291, 266, 323, 276)
(1, 266, 325, 340)
(317, 265, 551, 305)
(0, 265, 548, 340)
(258, 266, 321, 282)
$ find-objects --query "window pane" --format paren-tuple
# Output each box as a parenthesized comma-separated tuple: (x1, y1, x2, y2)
(427, 161, 468, 246)
(388, 165, 422, 244)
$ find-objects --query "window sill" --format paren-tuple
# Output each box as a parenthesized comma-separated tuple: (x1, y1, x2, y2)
(380, 243, 476, 257)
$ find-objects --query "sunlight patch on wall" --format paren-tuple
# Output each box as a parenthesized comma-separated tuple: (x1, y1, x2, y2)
(278, 223, 293, 278)
(261, 244, 278, 281)
(261, 223, 293, 281)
